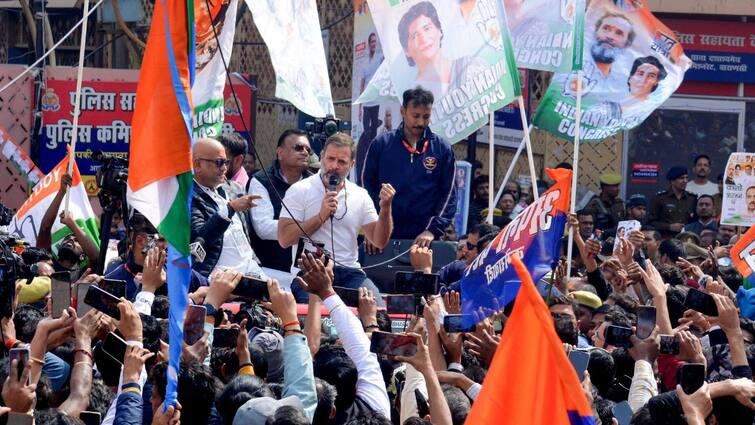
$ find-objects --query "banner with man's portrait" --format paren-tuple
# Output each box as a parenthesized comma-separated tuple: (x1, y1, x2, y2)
(364, 0, 520, 144)
(722, 153, 755, 227)
(532, 0, 690, 142)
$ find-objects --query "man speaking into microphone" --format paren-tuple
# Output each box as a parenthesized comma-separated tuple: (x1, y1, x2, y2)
(278, 132, 395, 303)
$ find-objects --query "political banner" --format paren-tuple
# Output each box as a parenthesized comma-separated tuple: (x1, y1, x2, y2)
(352, 0, 401, 180)
(192, 0, 239, 138)
(10, 150, 99, 249)
(246, 0, 335, 118)
(365, 0, 521, 143)
(40, 77, 255, 195)
(506, 0, 585, 73)
(0, 125, 44, 188)
(453, 160, 472, 236)
(475, 69, 529, 149)
(461, 168, 572, 325)
(532, 0, 691, 142)
(732, 225, 755, 289)
(721, 152, 755, 227)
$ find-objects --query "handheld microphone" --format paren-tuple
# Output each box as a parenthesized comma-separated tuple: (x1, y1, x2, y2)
(328, 175, 340, 192)
(190, 237, 206, 263)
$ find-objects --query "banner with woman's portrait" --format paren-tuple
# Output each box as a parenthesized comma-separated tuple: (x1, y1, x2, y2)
(365, 0, 520, 144)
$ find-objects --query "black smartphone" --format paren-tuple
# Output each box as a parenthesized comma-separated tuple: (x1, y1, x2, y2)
(183, 305, 207, 345)
(568, 350, 590, 379)
(50, 275, 71, 319)
(386, 294, 418, 315)
(605, 325, 633, 348)
(392, 272, 439, 295)
(76, 282, 94, 317)
(79, 411, 102, 425)
(102, 332, 128, 364)
(6, 413, 34, 425)
(213, 328, 240, 348)
(659, 334, 680, 355)
(232, 276, 270, 301)
(636, 306, 656, 340)
(679, 363, 706, 395)
(443, 315, 476, 333)
(99, 279, 127, 299)
(612, 401, 633, 425)
(9, 347, 30, 384)
(708, 328, 729, 346)
(415, 388, 430, 418)
(684, 288, 718, 317)
(369, 331, 418, 357)
(84, 285, 122, 320)
(333, 286, 361, 308)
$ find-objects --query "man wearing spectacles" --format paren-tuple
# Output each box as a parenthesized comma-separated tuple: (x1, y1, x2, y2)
(246, 129, 315, 283)
(218, 132, 250, 189)
(191, 137, 265, 278)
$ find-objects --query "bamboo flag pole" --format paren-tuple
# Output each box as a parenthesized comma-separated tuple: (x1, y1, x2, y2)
(565, 70, 584, 279)
(64, 0, 91, 213)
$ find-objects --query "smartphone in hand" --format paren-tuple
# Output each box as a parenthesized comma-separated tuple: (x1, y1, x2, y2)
(183, 304, 207, 345)
(102, 332, 128, 364)
(636, 306, 656, 340)
(50, 274, 72, 319)
(391, 272, 439, 295)
(99, 279, 127, 299)
(679, 363, 706, 395)
(333, 286, 361, 308)
(369, 331, 418, 357)
(684, 288, 718, 317)
(9, 347, 30, 384)
(385, 294, 419, 315)
(84, 285, 122, 320)
(659, 335, 680, 355)
(568, 349, 590, 380)
(232, 276, 270, 301)
(443, 314, 476, 333)
(213, 328, 240, 348)
(604, 325, 633, 348)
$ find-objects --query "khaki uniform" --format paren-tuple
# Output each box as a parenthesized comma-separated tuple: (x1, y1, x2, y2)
(649, 190, 696, 235)
(585, 195, 625, 231)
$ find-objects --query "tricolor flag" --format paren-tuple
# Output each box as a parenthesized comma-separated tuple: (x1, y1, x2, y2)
(10, 150, 99, 250)
(732, 226, 755, 290)
(126, 0, 194, 408)
(461, 168, 571, 325)
(465, 253, 595, 425)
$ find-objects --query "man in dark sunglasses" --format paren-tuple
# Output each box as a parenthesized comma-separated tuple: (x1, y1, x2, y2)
(246, 129, 314, 280)
(191, 138, 265, 278)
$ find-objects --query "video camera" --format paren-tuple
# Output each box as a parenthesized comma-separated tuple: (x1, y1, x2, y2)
(92, 150, 128, 208)
(305, 115, 350, 152)
(0, 234, 43, 318)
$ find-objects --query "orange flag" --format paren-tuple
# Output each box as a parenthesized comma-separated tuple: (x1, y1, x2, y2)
(465, 254, 596, 425)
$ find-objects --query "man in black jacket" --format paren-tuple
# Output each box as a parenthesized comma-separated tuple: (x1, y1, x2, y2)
(191, 137, 265, 278)
(247, 129, 313, 285)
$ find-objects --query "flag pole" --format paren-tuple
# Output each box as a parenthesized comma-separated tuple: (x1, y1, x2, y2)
(517, 96, 539, 201)
(565, 71, 584, 279)
(492, 124, 531, 208)
(64, 0, 91, 213)
(487, 110, 495, 223)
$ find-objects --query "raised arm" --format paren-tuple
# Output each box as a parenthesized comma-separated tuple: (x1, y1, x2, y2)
(37, 173, 72, 249)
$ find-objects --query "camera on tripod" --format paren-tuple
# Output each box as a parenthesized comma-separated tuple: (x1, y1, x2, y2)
(93, 150, 128, 207)
(305, 115, 350, 152)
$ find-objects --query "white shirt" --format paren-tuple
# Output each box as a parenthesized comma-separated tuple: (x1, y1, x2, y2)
(195, 181, 266, 278)
(361, 52, 383, 107)
(280, 174, 378, 271)
(686, 180, 719, 196)
(248, 176, 279, 240)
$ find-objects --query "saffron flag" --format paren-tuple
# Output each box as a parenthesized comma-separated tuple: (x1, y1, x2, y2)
(192, 0, 238, 139)
(361, 0, 521, 143)
(466, 253, 595, 424)
(126, 0, 194, 408)
(461, 168, 571, 326)
(10, 150, 99, 250)
(532, 0, 691, 142)
(245, 0, 335, 118)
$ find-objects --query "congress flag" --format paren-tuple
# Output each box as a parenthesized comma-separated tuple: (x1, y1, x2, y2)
(363, 0, 521, 143)
(532, 0, 691, 142)
(192, 0, 238, 139)
(126, 0, 194, 408)
(732, 226, 755, 289)
(10, 150, 99, 249)
(466, 253, 595, 424)
(461, 168, 571, 325)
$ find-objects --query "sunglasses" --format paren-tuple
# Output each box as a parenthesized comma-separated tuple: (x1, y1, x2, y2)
(292, 144, 312, 154)
(198, 158, 230, 168)
(466, 242, 476, 250)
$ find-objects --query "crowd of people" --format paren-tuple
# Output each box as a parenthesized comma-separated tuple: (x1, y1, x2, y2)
(1, 85, 755, 425)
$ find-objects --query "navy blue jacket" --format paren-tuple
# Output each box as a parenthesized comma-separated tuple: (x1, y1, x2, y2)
(360, 125, 457, 239)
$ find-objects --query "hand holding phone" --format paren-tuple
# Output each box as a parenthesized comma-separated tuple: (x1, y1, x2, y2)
(213, 328, 240, 348)
(659, 334, 680, 355)
(99, 279, 127, 299)
(684, 288, 718, 317)
(232, 276, 270, 301)
(183, 305, 207, 345)
(605, 325, 633, 348)
(636, 306, 656, 340)
(385, 294, 420, 315)
(369, 331, 418, 357)
(84, 285, 122, 320)
(8, 347, 30, 385)
(568, 350, 590, 380)
(679, 363, 706, 395)
(612, 401, 633, 425)
(102, 332, 128, 364)
(333, 286, 361, 308)
(443, 314, 476, 333)
(391, 272, 439, 295)
(51, 276, 71, 319)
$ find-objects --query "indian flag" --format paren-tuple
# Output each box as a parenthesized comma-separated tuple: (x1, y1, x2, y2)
(126, 0, 194, 408)
(11, 150, 99, 249)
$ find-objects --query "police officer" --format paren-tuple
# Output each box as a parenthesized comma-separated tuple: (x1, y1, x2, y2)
(649, 166, 696, 237)
(585, 173, 625, 232)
